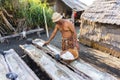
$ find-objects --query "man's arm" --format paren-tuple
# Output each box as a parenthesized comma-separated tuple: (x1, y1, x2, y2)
(44, 25, 58, 45)
(48, 25, 58, 42)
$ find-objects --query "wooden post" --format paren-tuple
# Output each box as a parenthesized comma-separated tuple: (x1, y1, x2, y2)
(43, 7, 49, 38)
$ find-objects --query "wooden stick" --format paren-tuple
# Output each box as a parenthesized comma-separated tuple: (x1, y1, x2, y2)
(43, 7, 49, 38)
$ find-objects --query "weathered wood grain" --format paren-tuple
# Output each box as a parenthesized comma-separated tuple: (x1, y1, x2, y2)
(0, 54, 9, 80)
(3, 49, 40, 80)
(80, 43, 120, 78)
(20, 44, 90, 80)
(32, 39, 117, 80)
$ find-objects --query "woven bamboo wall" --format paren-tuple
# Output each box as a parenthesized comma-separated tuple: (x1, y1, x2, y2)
(79, 20, 120, 58)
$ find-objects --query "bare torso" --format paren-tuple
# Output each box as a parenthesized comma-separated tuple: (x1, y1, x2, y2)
(57, 20, 73, 38)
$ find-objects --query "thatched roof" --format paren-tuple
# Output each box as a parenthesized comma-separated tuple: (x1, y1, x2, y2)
(81, 0, 120, 25)
(61, 0, 88, 11)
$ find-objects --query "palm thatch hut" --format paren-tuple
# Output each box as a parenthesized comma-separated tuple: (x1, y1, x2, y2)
(79, 0, 120, 58)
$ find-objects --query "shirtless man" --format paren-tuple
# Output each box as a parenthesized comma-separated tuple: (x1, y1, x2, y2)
(44, 12, 79, 51)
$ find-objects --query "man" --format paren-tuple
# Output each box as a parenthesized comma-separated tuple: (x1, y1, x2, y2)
(44, 12, 79, 51)
(71, 8, 77, 25)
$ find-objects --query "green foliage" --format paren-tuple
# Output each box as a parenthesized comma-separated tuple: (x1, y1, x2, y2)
(19, 0, 54, 28)
(1, 0, 13, 11)
(0, 0, 54, 35)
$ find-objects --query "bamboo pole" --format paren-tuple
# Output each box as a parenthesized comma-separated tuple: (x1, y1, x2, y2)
(43, 7, 49, 38)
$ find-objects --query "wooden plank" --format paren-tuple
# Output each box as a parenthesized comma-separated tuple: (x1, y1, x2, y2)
(79, 38, 92, 47)
(79, 38, 120, 58)
(4, 49, 40, 80)
(80, 44, 120, 74)
(32, 39, 117, 80)
(88, 49, 120, 68)
(0, 54, 9, 80)
(79, 38, 120, 69)
(20, 44, 90, 80)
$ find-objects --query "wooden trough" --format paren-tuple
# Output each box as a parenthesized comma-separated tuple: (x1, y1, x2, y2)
(20, 44, 89, 80)
(31, 39, 117, 80)
(0, 49, 39, 80)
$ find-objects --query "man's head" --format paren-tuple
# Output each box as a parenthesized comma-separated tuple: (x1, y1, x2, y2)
(52, 12, 63, 23)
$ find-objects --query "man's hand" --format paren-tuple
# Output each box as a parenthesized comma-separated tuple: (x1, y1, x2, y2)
(43, 41, 50, 46)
